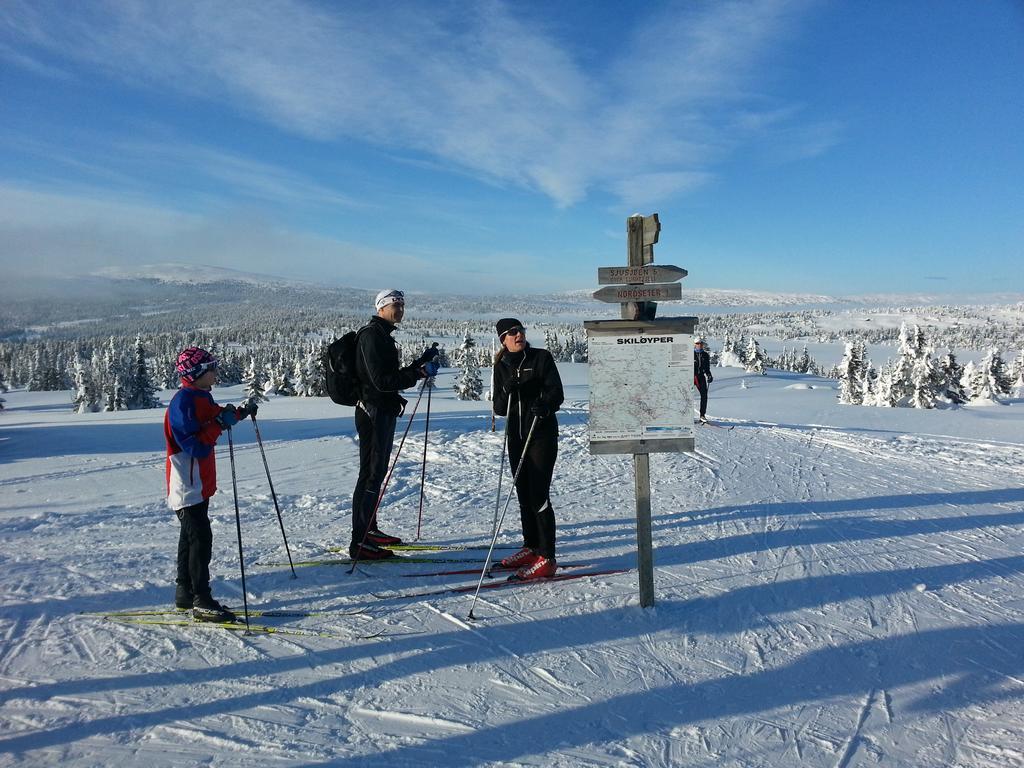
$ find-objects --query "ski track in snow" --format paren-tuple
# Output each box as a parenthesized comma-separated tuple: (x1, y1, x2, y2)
(1, 370, 1023, 767)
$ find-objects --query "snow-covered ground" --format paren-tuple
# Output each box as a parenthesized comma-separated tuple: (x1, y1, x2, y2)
(1, 364, 1023, 767)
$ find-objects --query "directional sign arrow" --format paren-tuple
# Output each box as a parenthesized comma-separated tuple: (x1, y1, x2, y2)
(597, 265, 687, 285)
(592, 282, 683, 303)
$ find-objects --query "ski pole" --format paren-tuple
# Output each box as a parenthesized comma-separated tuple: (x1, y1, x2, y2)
(226, 427, 251, 633)
(415, 377, 433, 540)
(468, 415, 538, 621)
(348, 377, 428, 574)
(249, 412, 297, 579)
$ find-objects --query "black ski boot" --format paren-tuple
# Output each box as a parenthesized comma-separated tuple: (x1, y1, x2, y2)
(192, 595, 237, 623)
(175, 584, 194, 611)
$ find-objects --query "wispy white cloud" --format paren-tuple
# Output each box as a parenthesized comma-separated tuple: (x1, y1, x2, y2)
(612, 172, 715, 209)
(0, 0, 829, 208)
(0, 129, 366, 214)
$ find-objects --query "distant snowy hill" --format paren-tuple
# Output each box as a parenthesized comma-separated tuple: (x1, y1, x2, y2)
(82, 264, 1024, 307)
(91, 263, 310, 288)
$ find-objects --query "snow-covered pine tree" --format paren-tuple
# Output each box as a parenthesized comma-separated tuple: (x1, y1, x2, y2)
(1012, 347, 1024, 397)
(886, 322, 917, 406)
(959, 360, 978, 402)
(217, 349, 244, 386)
(718, 334, 743, 368)
(50, 348, 69, 390)
(452, 330, 483, 401)
(276, 353, 296, 396)
(873, 361, 897, 407)
(938, 351, 967, 404)
(860, 361, 875, 404)
(787, 347, 797, 372)
(243, 356, 268, 402)
(126, 336, 161, 409)
(157, 352, 176, 389)
(744, 337, 766, 375)
(102, 336, 127, 412)
(26, 346, 45, 391)
(262, 357, 282, 396)
(291, 355, 309, 397)
(303, 342, 327, 397)
(971, 347, 1005, 403)
(908, 332, 941, 409)
(71, 357, 100, 413)
(988, 347, 1013, 396)
(485, 338, 496, 402)
(544, 330, 564, 361)
(796, 345, 811, 374)
(838, 342, 863, 405)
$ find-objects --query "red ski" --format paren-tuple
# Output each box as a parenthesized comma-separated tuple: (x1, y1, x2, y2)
(402, 561, 592, 578)
(374, 568, 629, 600)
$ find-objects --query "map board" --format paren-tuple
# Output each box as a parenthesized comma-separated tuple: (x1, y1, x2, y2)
(584, 318, 697, 455)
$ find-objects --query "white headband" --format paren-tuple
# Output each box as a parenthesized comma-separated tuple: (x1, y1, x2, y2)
(374, 289, 405, 311)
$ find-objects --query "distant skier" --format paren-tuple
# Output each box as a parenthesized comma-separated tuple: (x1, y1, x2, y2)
(492, 318, 565, 580)
(349, 289, 439, 560)
(694, 337, 713, 423)
(165, 347, 258, 622)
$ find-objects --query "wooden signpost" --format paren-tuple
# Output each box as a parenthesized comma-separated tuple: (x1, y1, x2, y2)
(585, 214, 698, 608)
(592, 282, 682, 303)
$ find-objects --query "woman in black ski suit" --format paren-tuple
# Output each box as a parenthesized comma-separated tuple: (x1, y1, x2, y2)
(491, 318, 565, 580)
(694, 337, 713, 423)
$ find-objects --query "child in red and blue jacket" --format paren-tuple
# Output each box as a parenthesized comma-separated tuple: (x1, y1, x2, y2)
(165, 347, 257, 622)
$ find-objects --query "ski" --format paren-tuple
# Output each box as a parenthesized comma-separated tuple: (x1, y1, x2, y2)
(700, 420, 735, 430)
(85, 606, 366, 619)
(326, 543, 517, 554)
(373, 568, 629, 600)
(257, 554, 493, 568)
(402, 561, 592, 578)
(102, 615, 385, 640)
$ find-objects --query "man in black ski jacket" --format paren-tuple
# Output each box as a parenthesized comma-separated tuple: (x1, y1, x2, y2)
(491, 318, 565, 580)
(349, 289, 438, 559)
(694, 337, 713, 423)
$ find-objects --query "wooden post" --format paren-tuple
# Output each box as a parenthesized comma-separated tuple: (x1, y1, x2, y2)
(627, 214, 656, 607)
(634, 453, 655, 607)
(622, 216, 645, 320)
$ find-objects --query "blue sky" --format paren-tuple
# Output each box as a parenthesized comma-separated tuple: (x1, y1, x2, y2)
(1, 0, 1021, 296)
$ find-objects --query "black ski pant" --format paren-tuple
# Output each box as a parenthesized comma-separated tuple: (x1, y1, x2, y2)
(696, 381, 709, 418)
(353, 403, 397, 544)
(508, 423, 558, 559)
(176, 499, 212, 601)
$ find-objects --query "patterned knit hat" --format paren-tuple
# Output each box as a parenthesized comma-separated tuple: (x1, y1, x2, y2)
(176, 347, 217, 383)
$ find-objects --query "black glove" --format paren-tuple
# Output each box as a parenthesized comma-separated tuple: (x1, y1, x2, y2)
(216, 404, 239, 428)
(707, 374, 713, 384)
(503, 379, 521, 396)
(530, 402, 550, 420)
(239, 400, 259, 419)
(414, 343, 440, 367)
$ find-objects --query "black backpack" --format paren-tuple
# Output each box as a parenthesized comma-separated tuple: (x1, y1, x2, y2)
(324, 328, 366, 406)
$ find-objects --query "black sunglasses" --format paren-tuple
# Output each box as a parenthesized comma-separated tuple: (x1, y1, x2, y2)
(501, 326, 525, 338)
